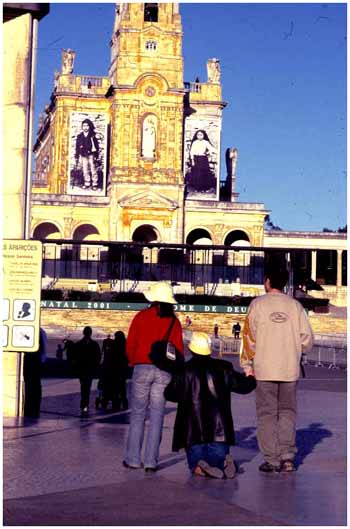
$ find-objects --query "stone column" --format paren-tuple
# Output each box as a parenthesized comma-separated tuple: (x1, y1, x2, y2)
(63, 217, 73, 239)
(3, 13, 37, 418)
(336, 249, 343, 288)
(311, 250, 317, 281)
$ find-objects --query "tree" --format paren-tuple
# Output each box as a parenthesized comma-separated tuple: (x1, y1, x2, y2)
(322, 225, 347, 233)
(264, 215, 282, 231)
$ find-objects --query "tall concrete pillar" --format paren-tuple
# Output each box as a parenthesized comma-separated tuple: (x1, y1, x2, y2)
(3, 4, 49, 417)
(336, 249, 343, 288)
(311, 250, 317, 281)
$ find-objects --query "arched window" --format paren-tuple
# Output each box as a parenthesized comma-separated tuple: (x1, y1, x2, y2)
(72, 224, 100, 241)
(72, 224, 101, 261)
(32, 222, 61, 240)
(224, 230, 250, 247)
(186, 229, 212, 246)
(144, 3, 158, 22)
(132, 225, 158, 243)
(145, 40, 157, 51)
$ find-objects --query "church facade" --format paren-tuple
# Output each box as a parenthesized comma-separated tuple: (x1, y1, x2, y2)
(31, 3, 346, 304)
(32, 3, 267, 248)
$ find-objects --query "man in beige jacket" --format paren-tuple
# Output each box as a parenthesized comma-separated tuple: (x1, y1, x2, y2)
(241, 266, 314, 473)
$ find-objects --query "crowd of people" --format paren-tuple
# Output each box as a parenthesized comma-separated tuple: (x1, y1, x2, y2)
(68, 326, 129, 417)
(25, 265, 313, 479)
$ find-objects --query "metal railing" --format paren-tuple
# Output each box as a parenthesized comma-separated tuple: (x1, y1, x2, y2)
(80, 76, 103, 87)
(41, 241, 268, 291)
(303, 343, 347, 370)
(212, 337, 347, 369)
(39, 239, 335, 293)
(184, 81, 202, 93)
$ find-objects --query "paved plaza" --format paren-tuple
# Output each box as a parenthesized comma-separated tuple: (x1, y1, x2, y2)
(3, 358, 347, 526)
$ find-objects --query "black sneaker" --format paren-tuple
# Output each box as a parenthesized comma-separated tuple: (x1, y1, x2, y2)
(259, 461, 280, 473)
(145, 467, 158, 473)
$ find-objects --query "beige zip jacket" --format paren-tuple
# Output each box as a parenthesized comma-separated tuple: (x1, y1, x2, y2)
(241, 292, 314, 381)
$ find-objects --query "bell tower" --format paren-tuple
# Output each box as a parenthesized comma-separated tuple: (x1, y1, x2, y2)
(109, 3, 183, 88)
(108, 3, 186, 244)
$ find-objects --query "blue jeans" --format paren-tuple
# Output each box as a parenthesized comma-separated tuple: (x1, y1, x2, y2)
(186, 442, 230, 472)
(125, 364, 171, 468)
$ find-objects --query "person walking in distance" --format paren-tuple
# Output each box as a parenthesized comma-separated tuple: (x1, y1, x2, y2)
(63, 337, 76, 374)
(240, 266, 314, 473)
(98, 331, 129, 411)
(123, 282, 184, 472)
(233, 322, 241, 340)
(23, 328, 47, 418)
(165, 332, 256, 478)
(113, 331, 129, 411)
(75, 326, 101, 417)
(96, 333, 114, 410)
(214, 324, 219, 338)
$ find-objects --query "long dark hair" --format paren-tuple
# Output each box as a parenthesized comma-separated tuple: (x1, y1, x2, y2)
(114, 331, 126, 352)
(190, 129, 212, 147)
(152, 302, 175, 318)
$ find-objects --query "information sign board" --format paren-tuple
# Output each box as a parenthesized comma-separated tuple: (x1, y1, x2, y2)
(2, 240, 42, 352)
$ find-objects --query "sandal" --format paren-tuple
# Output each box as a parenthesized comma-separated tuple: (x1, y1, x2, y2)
(224, 454, 236, 479)
(193, 465, 206, 477)
(281, 459, 296, 472)
(196, 460, 224, 479)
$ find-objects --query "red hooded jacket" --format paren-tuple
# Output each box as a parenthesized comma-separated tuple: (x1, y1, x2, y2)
(126, 305, 184, 366)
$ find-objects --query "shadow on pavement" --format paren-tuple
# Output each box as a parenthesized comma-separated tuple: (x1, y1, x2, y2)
(231, 422, 333, 471)
(295, 422, 333, 467)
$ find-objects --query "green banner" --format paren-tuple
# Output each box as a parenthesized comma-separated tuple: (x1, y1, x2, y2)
(40, 300, 249, 314)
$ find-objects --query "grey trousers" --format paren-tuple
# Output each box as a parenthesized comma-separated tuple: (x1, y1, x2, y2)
(256, 380, 297, 466)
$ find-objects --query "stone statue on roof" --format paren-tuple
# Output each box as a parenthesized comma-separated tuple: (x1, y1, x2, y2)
(62, 49, 75, 74)
(207, 58, 221, 83)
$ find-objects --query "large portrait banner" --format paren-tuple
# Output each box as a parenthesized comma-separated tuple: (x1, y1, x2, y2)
(183, 118, 221, 200)
(68, 111, 108, 196)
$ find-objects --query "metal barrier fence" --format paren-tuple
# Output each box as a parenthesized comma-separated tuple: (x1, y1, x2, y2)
(217, 337, 242, 356)
(184, 332, 347, 370)
(303, 344, 347, 370)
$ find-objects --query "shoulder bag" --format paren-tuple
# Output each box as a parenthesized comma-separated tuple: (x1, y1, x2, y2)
(149, 317, 184, 373)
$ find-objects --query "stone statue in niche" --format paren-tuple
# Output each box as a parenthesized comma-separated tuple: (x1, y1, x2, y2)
(61, 49, 75, 74)
(142, 115, 157, 159)
(207, 58, 221, 83)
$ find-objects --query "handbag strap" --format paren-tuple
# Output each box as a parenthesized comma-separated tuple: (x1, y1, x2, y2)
(163, 317, 176, 342)
(206, 371, 218, 399)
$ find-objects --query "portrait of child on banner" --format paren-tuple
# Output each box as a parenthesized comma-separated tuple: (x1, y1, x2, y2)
(68, 112, 108, 196)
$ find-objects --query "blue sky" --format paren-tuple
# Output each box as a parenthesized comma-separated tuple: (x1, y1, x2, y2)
(34, 2, 347, 232)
